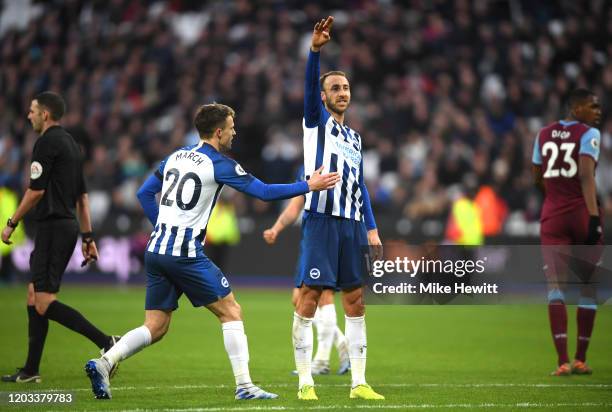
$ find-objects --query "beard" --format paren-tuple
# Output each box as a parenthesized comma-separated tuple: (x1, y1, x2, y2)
(220, 139, 232, 152)
(31, 121, 42, 134)
(326, 99, 349, 115)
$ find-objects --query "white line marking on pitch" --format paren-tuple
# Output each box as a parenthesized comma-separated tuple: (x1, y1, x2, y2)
(36, 382, 612, 393)
(47, 402, 611, 412)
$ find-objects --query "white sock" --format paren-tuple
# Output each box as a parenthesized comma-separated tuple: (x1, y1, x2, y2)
(313, 304, 336, 364)
(312, 307, 321, 329)
(345, 315, 367, 387)
(103, 325, 151, 367)
(334, 325, 347, 350)
(222, 321, 252, 386)
(292, 312, 314, 388)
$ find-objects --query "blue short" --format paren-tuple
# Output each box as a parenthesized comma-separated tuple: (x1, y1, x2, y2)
(295, 211, 367, 290)
(144, 252, 231, 311)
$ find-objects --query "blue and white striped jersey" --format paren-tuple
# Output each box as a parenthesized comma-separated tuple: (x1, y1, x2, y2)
(303, 51, 376, 229)
(137, 142, 309, 258)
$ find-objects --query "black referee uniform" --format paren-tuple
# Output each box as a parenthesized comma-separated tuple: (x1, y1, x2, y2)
(2, 116, 116, 383)
(29, 125, 84, 292)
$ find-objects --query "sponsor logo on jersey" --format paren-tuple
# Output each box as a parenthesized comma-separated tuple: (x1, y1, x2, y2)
(30, 161, 43, 179)
(309, 268, 321, 279)
(221, 276, 229, 288)
(235, 164, 247, 176)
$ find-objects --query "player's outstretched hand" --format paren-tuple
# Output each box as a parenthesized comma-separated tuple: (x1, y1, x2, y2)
(263, 228, 278, 245)
(307, 166, 340, 192)
(311, 16, 334, 52)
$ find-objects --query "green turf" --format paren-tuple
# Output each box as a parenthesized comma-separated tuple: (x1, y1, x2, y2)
(0, 286, 611, 411)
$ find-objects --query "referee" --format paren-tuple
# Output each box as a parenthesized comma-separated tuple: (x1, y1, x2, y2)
(1, 92, 118, 383)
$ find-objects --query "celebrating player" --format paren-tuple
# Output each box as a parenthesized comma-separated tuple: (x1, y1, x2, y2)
(291, 16, 384, 400)
(532, 88, 603, 376)
(263, 166, 350, 376)
(84, 103, 340, 400)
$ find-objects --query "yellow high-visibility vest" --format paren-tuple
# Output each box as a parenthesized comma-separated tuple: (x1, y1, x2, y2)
(206, 202, 240, 245)
(0, 187, 26, 255)
(448, 197, 484, 246)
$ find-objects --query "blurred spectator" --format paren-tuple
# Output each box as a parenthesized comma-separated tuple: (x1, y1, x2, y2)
(0, 0, 610, 238)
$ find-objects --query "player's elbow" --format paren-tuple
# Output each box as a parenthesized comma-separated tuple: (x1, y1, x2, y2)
(136, 185, 148, 200)
(29, 188, 46, 200)
(136, 186, 152, 207)
(76, 193, 87, 207)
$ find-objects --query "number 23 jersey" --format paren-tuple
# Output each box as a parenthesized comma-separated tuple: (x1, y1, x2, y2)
(532, 120, 601, 221)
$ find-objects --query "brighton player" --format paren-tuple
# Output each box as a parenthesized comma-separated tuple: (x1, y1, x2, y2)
(291, 16, 384, 400)
(532, 89, 603, 376)
(263, 166, 350, 376)
(84, 103, 340, 400)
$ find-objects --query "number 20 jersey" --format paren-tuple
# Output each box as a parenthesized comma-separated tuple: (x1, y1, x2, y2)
(147, 142, 253, 258)
(532, 120, 601, 221)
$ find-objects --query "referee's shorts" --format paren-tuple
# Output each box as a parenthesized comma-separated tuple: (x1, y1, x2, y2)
(30, 218, 79, 293)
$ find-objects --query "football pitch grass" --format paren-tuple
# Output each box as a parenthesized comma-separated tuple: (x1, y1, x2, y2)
(0, 286, 611, 411)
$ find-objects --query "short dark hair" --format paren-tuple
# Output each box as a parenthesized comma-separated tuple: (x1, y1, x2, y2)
(194, 103, 236, 138)
(34, 91, 66, 120)
(567, 88, 595, 111)
(319, 71, 348, 90)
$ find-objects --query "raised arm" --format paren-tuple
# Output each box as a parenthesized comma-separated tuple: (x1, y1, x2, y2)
(304, 51, 323, 127)
(304, 16, 334, 127)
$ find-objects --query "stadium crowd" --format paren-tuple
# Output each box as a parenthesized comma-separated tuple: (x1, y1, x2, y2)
(1, 0, 611, 236)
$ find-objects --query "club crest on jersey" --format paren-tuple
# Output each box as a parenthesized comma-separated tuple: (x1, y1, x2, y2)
(309, 268, 321, 279)
(235, 164, 247, 176)
(30, 161, 43, 179)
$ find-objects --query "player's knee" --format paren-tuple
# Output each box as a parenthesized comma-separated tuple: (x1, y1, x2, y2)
(319, 289, 334, 306)
(296, 293, 319, 317)
(342, 291, 365, 317)
(344, 301, 365, 317)
(153, 328, 169, 343)
(147, 322, 169, 343)
(27, 290, 36, 306)
(34, 301, 50, 316)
